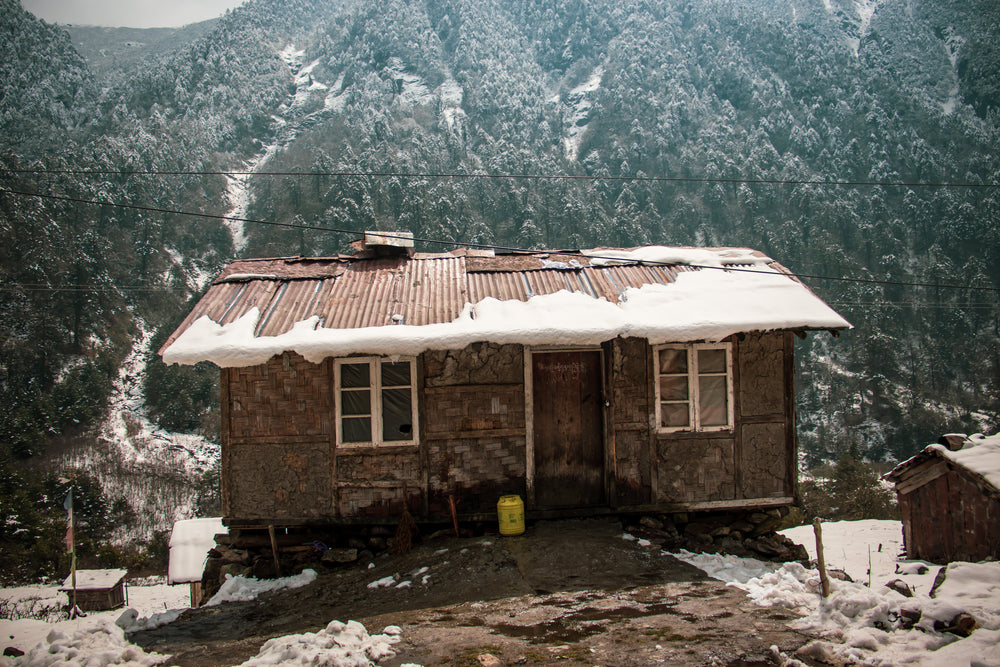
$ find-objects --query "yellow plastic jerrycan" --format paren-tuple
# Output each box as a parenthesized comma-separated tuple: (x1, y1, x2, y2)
(496, 495, 525, 536)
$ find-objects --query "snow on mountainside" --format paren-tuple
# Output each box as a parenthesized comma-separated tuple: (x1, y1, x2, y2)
(55, 321, 219, 543)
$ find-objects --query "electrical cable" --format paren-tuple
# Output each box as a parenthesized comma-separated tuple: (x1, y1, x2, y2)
(2, 186, 998, 295)
(4, 167, 999, 189)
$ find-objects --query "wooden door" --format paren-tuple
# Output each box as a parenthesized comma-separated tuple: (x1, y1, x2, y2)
(532, 351, 605, 508)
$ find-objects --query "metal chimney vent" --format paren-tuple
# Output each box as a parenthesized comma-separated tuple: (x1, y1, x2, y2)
(363, 231, 415, 257)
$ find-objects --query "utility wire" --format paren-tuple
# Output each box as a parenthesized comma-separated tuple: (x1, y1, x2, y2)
(2, 186, 999, 295)
(4, 167, 999, 189)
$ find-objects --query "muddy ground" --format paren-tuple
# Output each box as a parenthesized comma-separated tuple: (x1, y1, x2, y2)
(133, 518, 817, 666)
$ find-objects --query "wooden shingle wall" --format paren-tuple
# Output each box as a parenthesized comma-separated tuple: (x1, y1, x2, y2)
(223, 353, 334, 520)
(422, 343, 527, 514)
(609, 338, 652, 504)
(651, 332, 794, 506)
(737, 332, 795, 500)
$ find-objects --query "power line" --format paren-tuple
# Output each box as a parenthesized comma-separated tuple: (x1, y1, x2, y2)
(2, 186, 998, 295)
(4, 167, 999, 190)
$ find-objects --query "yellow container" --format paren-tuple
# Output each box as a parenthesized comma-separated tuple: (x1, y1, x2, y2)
(497, 495, 525, 536)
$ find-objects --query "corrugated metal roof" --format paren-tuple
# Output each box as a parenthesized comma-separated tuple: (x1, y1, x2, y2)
(159, 247, 831, 355)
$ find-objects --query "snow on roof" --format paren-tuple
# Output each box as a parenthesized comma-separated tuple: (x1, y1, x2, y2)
(888, 433, 1000, 493)
(60, 569, 127, 591)
(168, 517, 227, 585)
(929, 433, 1000, 491)
(161, 246, 851, 368)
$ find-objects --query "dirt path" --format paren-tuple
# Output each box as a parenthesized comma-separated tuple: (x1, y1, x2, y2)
(132, 518, 816, 666)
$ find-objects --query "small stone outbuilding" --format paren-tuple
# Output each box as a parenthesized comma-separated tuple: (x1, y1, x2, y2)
(885, 432, 1000, 563)
(160, 237, 849, 531)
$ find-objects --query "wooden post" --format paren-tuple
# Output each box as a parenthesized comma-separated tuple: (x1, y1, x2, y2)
(448, 496, 460, 537)
(268, 525, 282, 577)
(813, 518, 830, 598)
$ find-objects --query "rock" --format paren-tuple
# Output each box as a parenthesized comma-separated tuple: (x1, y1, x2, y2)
(787, 543, 810, 563)
(827, 569, 853, 582)
(251, 557, 277, 579)
(731, 520, 754, 533)
(898, 608, 922, 630)
(746, 536, 789, 559)
(750, 518, 783, 535)
(714, 536, 743, 554)
(885, 579, 913, 597)
(683, 522, 713, 536)
(929, 566, 948, 598)
(115, 608, 139, 630)
(368, 536, 387, 551)
(748, 512, 769, 524)
(640, 516, 664, 531)
(477, 654, 504, 666)
(220, 563, 251, 580)
(672, 512, 689, 525)
(347, 537, 367, 551)
(935, 612, 978, 637)
(693, 532, 714, 545)
(4, 647, 25, 657)
(710, 526, 731, 537)
(221, 548, 249, 564)
(321, 548, 359, 564)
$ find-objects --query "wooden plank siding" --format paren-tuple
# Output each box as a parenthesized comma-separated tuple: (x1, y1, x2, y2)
(896, 462, 1000, 563)
(220, 332, 797, 525)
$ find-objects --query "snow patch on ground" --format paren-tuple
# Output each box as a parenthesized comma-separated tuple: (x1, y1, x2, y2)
(942, 29, 966, 115)
(674, 520, 1000, 666)
(225, 142, 280, 252)
(561, 65, 604, 161)
(236, 620, 403, 667)
(204, 569, 318, 606)
(387, 58, 434, 107)
(439, 77, 465, 130)
(0, 578, 189, 664)
(62, 320, 219, 543)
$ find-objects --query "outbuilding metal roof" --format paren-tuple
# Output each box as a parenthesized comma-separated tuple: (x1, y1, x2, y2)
(160, 245, 849, 363)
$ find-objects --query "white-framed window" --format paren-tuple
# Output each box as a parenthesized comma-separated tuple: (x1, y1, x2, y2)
(334, 357, 418, 447)
(654, 343, 734, 432)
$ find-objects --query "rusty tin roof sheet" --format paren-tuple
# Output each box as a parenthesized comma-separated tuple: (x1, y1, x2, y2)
(159, 247, 827, 355)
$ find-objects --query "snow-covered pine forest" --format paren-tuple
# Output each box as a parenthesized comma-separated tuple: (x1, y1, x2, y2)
(1, 0, 999, 575)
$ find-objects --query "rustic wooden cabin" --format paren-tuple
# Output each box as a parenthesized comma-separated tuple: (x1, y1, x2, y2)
(160, 236, 849, 531)
(884, 433, 1000, 563)
(60, 569, 127, 611)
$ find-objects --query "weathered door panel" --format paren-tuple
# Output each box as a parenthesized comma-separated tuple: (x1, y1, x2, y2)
(532, 351, 605, 508)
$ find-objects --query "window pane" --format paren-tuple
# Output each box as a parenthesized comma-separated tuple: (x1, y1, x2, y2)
(342, 417, 372, 443)
(658, 348, 687, 374)
(699, 376, 729, 426)
(382, 388, 413, 441)
(659, 375, 689, 401)
(661, 403, 690, 428)
(341, 389, 370, 416)
(698, 348, 727, 374)
(381, 361, 411, 387)
(340, 363, 370, 389)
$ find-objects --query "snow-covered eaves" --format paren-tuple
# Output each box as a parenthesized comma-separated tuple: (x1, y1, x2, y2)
(160, 245, 851, 368)
(886, 433, 1000, 496)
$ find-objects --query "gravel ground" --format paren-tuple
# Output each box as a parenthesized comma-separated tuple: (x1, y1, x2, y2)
(132, 518, 817, 666)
